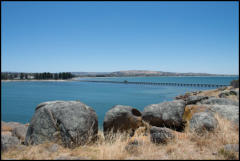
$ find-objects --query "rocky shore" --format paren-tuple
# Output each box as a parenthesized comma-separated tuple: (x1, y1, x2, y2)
(1, 85, 239, 160)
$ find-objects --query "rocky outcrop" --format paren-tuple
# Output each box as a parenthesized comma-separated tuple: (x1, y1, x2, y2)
(103, 105, 142, 136)
(218, 89, 239, 98)
(25, 101, 98, 148)
(189, 112, 218, 134)
(200, 97, 239, 106)
(142, 100, 186, 131)
(175, 91, 202, 101)
(185, 95, 208, 105)
(150, 126, 175, 144)
(1, 121, 28, 145)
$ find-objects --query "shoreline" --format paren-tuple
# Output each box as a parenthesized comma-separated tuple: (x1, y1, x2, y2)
(2, 75, 238, 82)
(1, 79, 75, 82)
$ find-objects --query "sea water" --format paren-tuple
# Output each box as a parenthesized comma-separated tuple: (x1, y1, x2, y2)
(1, 76, 238, 129)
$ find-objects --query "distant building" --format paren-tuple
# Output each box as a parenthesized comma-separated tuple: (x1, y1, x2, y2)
(28, 75, 34, 79)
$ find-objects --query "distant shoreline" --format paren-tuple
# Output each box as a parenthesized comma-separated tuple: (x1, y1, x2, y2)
(1, 79, 75, 82)
(2, 75, 239, 82)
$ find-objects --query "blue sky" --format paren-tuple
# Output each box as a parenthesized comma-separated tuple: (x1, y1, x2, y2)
(1, 1, 239, 74)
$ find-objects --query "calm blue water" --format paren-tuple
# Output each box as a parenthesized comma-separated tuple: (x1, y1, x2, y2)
(1, 76, 238, 129)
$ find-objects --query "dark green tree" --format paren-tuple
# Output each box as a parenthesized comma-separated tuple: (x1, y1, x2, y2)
(20, 73, 24, 80)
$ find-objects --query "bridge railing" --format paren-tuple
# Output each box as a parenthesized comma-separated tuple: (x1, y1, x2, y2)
(77, 80, 228, 88)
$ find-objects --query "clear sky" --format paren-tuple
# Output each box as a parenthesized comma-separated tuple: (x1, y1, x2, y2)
(1, 1, 239, 74)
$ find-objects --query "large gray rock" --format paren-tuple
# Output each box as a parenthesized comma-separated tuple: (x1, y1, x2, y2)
(142, 100, 186, 131)
(200, 98, 239, 106)
(103, 105, 142, 136)
(1, 135, 20, 152)
(203, 104, 239, 126)
(150, 126, 175, 144)
(25, 101, 98, 148)
(189, 112, 218, 134)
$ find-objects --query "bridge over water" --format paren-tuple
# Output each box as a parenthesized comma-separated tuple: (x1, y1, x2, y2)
(78, 80, 228, 88)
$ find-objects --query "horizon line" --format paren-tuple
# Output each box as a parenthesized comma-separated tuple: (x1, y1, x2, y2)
(1, 70, 239, 76)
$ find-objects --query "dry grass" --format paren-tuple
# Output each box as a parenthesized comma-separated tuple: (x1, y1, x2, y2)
(1, 114, 239, 160)
(1, 125, 13, 132)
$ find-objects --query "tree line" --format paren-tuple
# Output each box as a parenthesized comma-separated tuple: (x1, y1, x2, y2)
(1, 72, 75, 80)
(34, 72, 74, 80)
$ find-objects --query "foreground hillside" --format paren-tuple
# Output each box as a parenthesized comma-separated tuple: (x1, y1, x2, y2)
(1, 86, 239, 160)
(1, 116, 239, 160)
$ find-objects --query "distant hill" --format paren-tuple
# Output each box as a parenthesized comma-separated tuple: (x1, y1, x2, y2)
(71, 72, 111, 76)
(71, 70, 238, 77)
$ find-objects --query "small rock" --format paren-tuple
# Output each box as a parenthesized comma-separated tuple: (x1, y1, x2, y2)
(224, 144, 239, 152)
(125, 139, 141, 154)
(150, 126, 175, 144)
(15, 144, 26, 151)
(1, 131, 12, 136)
(218, 92, 229, 98)
(1, 135, 20, 152)
(3, 122, 24, 131)
(47, 144, 59, 152)
(218, 86, 228, 91)
(185, 96, 208, 105)
(229, 89, 238, 96)
(54, 156, 89, 160)
(12, 126, 28, 142)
